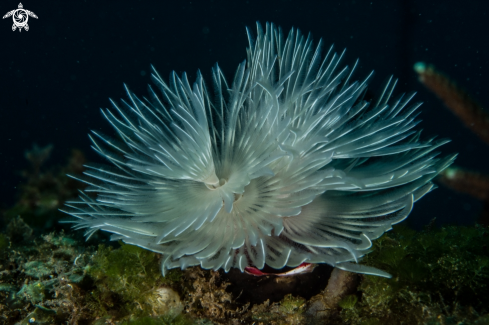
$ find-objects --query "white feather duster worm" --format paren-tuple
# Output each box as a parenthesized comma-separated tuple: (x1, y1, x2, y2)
(62, 23, 455, 278)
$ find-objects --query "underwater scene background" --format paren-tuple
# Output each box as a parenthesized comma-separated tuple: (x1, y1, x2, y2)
(0, 0, 488, 324)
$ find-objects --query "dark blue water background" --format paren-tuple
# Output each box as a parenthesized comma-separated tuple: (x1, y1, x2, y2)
(1, 0, 488, 229)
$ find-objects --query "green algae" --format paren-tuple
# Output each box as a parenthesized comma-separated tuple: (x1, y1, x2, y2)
(16, 306, 57, 325)
(251, 293, 306, 324)
(3, 144, 489, 324)
(23, 261, 53, 279)
(119, 314, 196, 325)
(338, 294, 358, 310)
(365, 225, 489, 302)
(341, 224, 489, 325)
(17, 281, 48, 303)
(0, 215, 189, 324)
(88, 242, 182, 299)
(0, 233, 8, 251)
(3, 217, 488, 324)
(279, 294, 306, 315)
(86, 242, 183, 320)
(0, 220, 96, 323)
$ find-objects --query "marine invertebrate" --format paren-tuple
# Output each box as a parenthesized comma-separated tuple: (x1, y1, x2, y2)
(414, 62, 489, 145)
(415, 62, 489, 226)
(62, 23, 455, 278)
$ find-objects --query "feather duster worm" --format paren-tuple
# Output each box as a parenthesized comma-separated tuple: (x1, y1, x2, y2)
(62, 23, 455, 278)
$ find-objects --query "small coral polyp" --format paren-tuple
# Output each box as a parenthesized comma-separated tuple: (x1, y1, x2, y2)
(62, 23, 455, 278)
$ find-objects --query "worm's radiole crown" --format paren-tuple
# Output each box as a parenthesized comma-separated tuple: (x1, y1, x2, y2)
(62, 23, 455, 278)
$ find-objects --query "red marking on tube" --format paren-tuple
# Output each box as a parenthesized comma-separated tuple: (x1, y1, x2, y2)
(244, 262, 316, 277)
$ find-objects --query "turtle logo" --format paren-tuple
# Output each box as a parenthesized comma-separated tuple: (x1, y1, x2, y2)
(3, 3, 38, 32)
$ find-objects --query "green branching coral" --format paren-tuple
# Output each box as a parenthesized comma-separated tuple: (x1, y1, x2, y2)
(341, 224, 489, 325)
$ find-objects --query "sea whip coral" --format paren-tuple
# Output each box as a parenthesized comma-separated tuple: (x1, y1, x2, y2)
(62, 23, 455, 278)
(415, 62, 489, 226)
